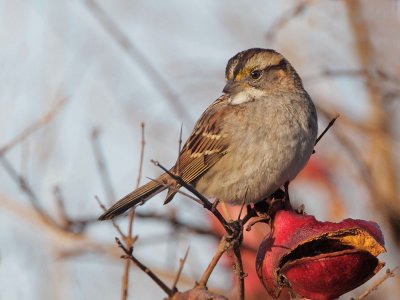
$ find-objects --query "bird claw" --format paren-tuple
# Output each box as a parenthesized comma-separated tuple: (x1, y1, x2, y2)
(226, 220, 243, 245)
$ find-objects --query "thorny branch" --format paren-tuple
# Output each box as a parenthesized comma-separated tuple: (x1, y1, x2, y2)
(90, 123, 146, 300)
(151, 160, 231, 233)
(172, 247, 190, 292)
(115, 237, 175, 297)
(150, 161, 262, 299)
(145, 117, 338, 299)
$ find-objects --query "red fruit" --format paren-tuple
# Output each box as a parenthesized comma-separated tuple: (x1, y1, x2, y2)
(256, 210, 385, 300)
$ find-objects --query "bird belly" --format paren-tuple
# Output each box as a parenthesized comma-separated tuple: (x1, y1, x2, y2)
(195, 105, 316, 205)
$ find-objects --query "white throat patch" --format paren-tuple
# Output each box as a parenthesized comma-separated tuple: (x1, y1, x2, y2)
(228, 92, 252, 105)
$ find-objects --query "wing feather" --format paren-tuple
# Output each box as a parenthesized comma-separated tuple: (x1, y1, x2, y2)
(174, 95, 232, 183)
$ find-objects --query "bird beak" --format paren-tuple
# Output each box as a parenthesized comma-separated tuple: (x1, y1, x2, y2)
(223, 80, 241, 95)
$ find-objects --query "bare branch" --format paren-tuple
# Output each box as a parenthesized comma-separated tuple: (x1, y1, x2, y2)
(233, 246, 246, 300)
(151, 160, 231, 232)
(353, 268, 398, 300)
(315, 115, 339, 146)
(266, 0, 311, 43)
(0, 97, 67, 156)
(95, 196, 126, 239)
(91, 128, 116, 205)
(198, 236, 229, 287)
(171, 247, 190, 292)
(123, 122, 145, 300)
(148, 177, 203, 205)
(115, 237, 175, 297)
(0, 156, 60, 228)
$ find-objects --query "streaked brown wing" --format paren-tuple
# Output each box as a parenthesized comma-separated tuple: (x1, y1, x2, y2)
(174, 95, 232, 183)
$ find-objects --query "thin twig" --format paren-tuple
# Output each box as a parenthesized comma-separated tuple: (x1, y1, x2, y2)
(91, 128, 116, 205)
(0, 98, 67, 156)
(151, 160, 231, 232)
(135, 122, 145, 190)
(0, 98, 67, 227)
(95, 196, 126, 239)
(198, 236, 229, 287)
(148, 177, 203, 205)
(84, 0, 191, 125)
(233, 246, 245, 300)
(171, 247, 190, 292)
(237, 199, 247, 221)
(353, 268, 398, 300)
(220, 202, 233, 223)
(317, 109, 380, 203)
(265, 0, 311, 43)
(123, 122, 145, 300)
(241, 205, 257, 226)
(53, 185, 73, 230)
(115, 237, 175, 297)
(0, 156, 59, 228)
(315, 115, 339, 146)
(304, 68, 400, 87)
(176, 122, 183, 174)
(53, 186, 87, 234)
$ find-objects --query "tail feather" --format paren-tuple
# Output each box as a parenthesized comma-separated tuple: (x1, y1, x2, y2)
(98, 179, 166, 220)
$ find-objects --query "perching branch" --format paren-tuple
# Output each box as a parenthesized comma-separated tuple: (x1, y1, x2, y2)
(151, 160, 231, 233)
(115, 237, 175, 297)
(198, 236, 229, 287)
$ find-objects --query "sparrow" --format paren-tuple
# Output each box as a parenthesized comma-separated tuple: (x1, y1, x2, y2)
(99, 48, 318, 220)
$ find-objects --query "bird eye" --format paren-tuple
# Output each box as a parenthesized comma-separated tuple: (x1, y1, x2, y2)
(250, 70, 261, 79)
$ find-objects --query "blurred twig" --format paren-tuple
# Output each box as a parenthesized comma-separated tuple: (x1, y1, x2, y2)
(304, 68, 400, 87)
(266, 0, 312, 43)
(123, 122, 145, 300)
(0, 193, 119, 259)
(0, 155, 60, 228)
(91, 128, 116, 205)
(0, 97, 67, 218)
(346, 0, 400, 242)
(84, 0, 192, 125)
(0, 97, 67, 156)
(353, 268, 398, 300)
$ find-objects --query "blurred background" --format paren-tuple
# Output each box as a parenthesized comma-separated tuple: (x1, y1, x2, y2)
(0, 0, 399, 299)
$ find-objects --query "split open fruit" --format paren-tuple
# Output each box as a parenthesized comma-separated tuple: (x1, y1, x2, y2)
(256, 210, 385, 300)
